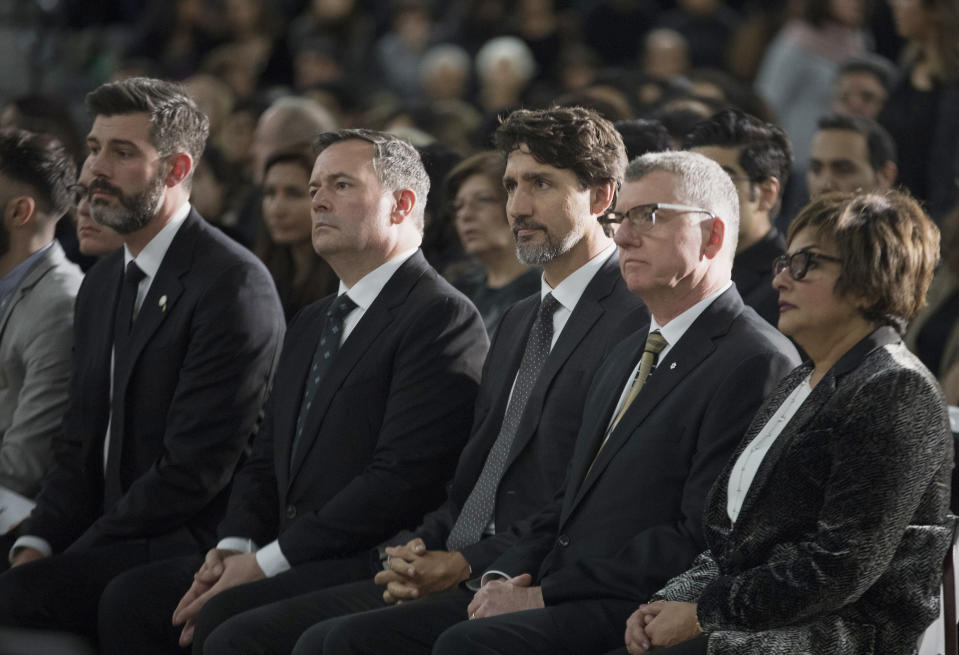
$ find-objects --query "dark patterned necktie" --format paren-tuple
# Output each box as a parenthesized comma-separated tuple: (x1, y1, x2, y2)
(446, 293, 561, 551)
(114, 261, 145, 344)
(290, 293, 358, 467)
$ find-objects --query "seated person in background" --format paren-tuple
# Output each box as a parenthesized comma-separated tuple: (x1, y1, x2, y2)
(623, 190, 951, 655)
(255, 150, 338, 322)
(830, 54, 896, 120)
(296, 150, 799, 655)
(807, 113, 897, 197)
(70, 163, 123, 257)
(684, 108, 793, 325)
(448, 151, 540, 336)
(96, 129, 488, 655)
(0, 128, 82, 500)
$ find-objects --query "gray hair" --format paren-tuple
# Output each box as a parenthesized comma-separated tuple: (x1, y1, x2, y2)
(420, 44, 471, 81)
(476, 37, 536, 83)
(313, 129, 429, 233)
(625, 151, 740, 257)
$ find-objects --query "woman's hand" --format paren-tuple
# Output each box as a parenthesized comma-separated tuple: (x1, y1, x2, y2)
(643, 601, 703, 648)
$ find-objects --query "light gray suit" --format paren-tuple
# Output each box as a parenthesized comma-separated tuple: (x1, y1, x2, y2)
(0, 241, 82, 497)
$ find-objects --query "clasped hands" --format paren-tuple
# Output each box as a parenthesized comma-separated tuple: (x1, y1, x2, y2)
(375, 538, 471, 603)
(171, 548, 266, 646)
(624, 601, 702, 654)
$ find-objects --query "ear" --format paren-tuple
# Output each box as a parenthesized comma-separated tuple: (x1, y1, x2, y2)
(702, 216, 725, 259)
(756, 177, 781, 213)
(876, 161, 898, 189)
(390, 188, 416, 225)
(6, 195, 36, 228)
(165, 153, 194, 188)
(589, 181, 616, 217)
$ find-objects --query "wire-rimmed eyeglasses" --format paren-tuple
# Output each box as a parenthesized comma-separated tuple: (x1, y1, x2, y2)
(598, 203, 717, 232)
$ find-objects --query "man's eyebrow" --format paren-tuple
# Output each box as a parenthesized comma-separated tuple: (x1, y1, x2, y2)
(310, 172, 360, 185)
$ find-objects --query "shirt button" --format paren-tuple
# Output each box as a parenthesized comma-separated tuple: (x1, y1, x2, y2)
(557, 534, 570, 547)
(286, 504, 297, 519)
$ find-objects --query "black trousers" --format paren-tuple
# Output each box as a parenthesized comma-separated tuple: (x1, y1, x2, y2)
(292, 588, 637, 655)
(0, 539, 152, 638)
(98, 552, 375, 655)
(602, 635, 709, 655)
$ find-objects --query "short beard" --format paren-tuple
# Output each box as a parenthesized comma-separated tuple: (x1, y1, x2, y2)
(514, 227, 580, 266)
(90, 173, 165, 235)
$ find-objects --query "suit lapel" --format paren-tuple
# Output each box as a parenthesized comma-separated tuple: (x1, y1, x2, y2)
(565, 288, 741, 518)
(287, 253, 429, 485)
(502, 260, 621, 470)
(0, 246, 56, 341)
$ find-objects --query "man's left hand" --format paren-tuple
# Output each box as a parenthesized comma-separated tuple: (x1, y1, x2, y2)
(466, 573, 543, 619)
(643, 601, 702, 648)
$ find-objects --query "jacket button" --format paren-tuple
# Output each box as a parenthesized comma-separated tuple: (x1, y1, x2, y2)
(557, 534, 570, 547)
(286, 505, 297, 519)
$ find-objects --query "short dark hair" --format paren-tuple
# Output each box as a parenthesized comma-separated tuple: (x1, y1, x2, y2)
(493, 106, 627, 194)
(816, 113, 897, 171)
(445, 151, 507, 202)
(836, 54, 896, 91)
(263, 150, 315, 180)
(0, 127, 76, 220)
(787, 190, 939, 331)
(86, 77, 210, 167)
(613, 119, 672, 161)
(313, 128, 430, 232)
(683, 108, 793, 188)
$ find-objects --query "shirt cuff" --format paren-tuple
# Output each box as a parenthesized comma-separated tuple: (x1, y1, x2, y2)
(216, 537, 257, 553)
(10, 536, 52, 563)
(480, 569, 511, 586)
(255, 540, 291, 577)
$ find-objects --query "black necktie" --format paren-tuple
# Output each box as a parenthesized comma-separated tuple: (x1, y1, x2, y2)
(290, 294, 358, 468)
(446, 293, 561, 551)
(114, 261, 145, 345)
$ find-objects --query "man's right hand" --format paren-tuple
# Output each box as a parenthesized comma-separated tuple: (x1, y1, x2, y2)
(374, 538, 470, 603)
(10, 546, 45, 568)
(171, 548, 241, 645)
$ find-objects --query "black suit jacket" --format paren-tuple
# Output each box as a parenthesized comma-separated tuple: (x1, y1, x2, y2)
(408, 254, 648, 572)
(217, 251, 488, 566)
(658, 327, 953, 655)
(732, 228, 784, 326)
(488, 286, 800, 609)
(23, 210, 285, 556)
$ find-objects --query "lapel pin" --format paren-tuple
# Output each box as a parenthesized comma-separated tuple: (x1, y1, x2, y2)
(669, 362, 677, 370)
(159, 295, 168, 312)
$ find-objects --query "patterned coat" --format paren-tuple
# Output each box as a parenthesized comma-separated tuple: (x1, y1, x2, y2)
(656, 327, 954, 655)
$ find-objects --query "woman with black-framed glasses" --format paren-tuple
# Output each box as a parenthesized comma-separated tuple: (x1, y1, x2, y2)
(611, 190, 953, 655)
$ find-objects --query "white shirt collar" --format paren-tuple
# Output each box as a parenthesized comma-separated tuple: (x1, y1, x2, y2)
(122, 202, 191, 277)
(651, 280, 732, 349)
(540, 242, 616, 311)
(337, 248, 419, 309)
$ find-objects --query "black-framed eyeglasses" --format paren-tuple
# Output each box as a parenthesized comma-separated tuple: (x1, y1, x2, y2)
(772, 248, 842, 281)
(67, 183, 88, 207)
(598, 203, 716, 232)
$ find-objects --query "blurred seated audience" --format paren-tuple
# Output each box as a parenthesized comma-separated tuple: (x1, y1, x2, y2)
(475, 36, 537, 113)
(613, 119, 672, 162)
(255, 151, 337, 321)
(447, 151, 539, 336)
(620, 190, 951, 655)
(830, 53, 896, 119)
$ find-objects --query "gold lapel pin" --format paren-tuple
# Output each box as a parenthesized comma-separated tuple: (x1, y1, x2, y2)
(159, 295, 168, 312)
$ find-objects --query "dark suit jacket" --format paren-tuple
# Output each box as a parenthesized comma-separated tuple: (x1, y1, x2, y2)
(658, 327, 954, 655)
(217, 251, 488, 566)
(22, 210, 285, 557)
(408, 254, 648, 572)
(488, 287, 800, 610)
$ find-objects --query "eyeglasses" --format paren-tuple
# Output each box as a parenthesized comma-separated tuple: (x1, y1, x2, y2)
(772, 248, 842, 281)
(67, 183, 88, 207)
(598, 203, 716, 232)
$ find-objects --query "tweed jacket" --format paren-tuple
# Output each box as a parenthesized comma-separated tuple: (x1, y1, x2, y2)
(656, 327, 954, 655)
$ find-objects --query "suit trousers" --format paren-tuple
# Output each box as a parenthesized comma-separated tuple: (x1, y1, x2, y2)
(603, 635, 708, 655)
(98, 552, 374, 655)
(292, 588, 636, 655)
(0, 539, 151, 637)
